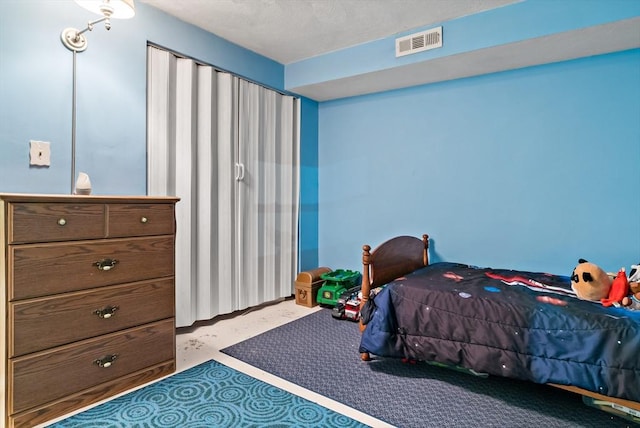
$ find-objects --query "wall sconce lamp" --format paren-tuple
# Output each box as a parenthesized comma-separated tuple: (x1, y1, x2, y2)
(61, 0, 136, 52)
(61, 0, 135, 193)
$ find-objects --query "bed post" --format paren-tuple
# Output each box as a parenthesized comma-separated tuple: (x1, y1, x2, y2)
(423, 234, 429, 266)
(360, 244, 372, 361)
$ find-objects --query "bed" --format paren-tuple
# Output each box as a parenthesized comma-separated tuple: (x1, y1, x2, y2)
(357, 234, 640, 418)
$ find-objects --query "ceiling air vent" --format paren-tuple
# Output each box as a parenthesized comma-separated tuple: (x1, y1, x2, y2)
(395, 26, 442, 57)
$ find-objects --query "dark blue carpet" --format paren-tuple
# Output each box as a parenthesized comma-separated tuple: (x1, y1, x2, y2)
(48, 359, 369, 427)
(221, 309, 634, 428)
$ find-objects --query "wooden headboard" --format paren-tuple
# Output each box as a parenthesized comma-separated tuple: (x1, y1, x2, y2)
(359, 234, 429, 332)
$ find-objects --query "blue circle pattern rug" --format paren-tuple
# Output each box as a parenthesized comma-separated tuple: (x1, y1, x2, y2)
(48, 360, 368, 427)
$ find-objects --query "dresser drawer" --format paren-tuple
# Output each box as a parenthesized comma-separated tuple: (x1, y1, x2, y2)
(107, 204, 175, 238)
(10, 236, 175, 300)
(10, 278, 174, 357)
(9, 203, 105, 244)
(9, 319, 175, 415)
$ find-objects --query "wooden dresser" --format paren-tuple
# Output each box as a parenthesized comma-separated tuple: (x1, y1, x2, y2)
(0, 194, 179, 428)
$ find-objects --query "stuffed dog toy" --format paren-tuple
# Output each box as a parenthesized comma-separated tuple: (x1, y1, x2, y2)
(571, 259, 612, 301)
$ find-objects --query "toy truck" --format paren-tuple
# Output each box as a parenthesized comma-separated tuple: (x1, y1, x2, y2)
(343, 292, 362, 321)
(316, 269, 361, 307)
(331, 285, 362, 320)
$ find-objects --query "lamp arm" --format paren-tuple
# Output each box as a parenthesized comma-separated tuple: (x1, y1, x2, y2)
(76, 16, 111, 38)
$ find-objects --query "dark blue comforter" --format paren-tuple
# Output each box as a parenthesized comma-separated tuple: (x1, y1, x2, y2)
(359, 262, 640, 401)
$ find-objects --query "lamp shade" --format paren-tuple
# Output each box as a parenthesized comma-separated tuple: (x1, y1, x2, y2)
(75, 0, 135, 19)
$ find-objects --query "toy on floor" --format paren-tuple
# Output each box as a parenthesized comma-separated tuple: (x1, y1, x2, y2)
(332, 287, 363, 321)
(331, 285, 361, 320)
(316, 269, 360, 307)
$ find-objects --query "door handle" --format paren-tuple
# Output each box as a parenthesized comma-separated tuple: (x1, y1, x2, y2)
(235, 163, 245, 181)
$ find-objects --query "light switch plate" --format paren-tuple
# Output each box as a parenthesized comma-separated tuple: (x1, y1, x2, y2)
(30, 140, 51, 166)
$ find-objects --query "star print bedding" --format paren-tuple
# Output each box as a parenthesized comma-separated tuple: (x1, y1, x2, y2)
(359, 262, 640, 401)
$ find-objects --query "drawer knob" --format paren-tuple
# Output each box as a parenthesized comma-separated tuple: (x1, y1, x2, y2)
(94, 305, 119, 319)
(94, 354, 118, 368)
(95, 258, 118, 271)
(57, 218, 67, 226)
(140, 216, 148, 223)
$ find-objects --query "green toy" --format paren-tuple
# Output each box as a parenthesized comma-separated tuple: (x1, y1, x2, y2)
(316, 269, 361, 306)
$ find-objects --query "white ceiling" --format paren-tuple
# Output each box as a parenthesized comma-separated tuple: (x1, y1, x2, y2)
(139, 0, 520, 64)
(138, 0, 640, 101)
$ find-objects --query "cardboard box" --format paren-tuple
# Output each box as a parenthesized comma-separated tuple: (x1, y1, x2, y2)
(295, 267, 331, 307)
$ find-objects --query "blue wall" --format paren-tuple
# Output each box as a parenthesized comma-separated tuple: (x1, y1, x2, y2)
(0, 1, 283, 196)
(298, 97, 321, 270)
(2, 1, 639, 277)
(318, 49, 640, 276)
(0, 1, 320, 267)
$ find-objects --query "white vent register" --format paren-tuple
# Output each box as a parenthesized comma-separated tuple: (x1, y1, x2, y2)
(396, 26, 442, 57)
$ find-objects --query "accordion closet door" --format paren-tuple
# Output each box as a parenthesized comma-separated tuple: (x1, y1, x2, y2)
(147, 46, 299, 327)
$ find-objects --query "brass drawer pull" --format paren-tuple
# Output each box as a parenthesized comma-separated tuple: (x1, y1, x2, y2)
(94, 354, 118, 368)
(140, 216, 148, 223)
(94, 305, 119, 319)
(57, 218, 67, 226)
(95, 258, 118, 271)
